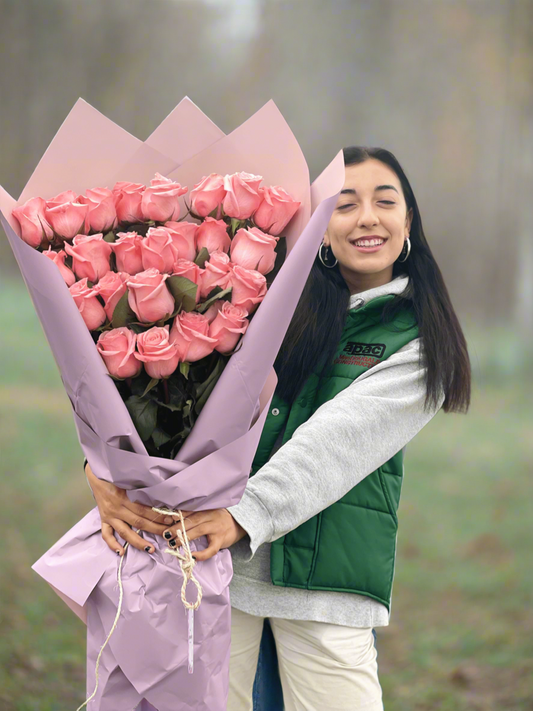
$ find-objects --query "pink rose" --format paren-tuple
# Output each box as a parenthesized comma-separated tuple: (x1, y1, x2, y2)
(135, 325, 180, 379)
(230, 227, 278, 275)
(96, 327, 141, 379)
(171, 259, 202, 302)
(42, 247, 76, 287)
(227, 264, 267, 315)
(196, 217, 231, 255)
(189, 174, 226, 217)
(254, 186, 301, 235)
(209, 301, 249, 354)
(94, 271, 129, 321)
(64, 233, 112, 283)
(80, 187, 118, 234)
(222, 172, 263, 219)
(113, 182, 145, 224)
(141, 226, 175, 273)
(164, 221, 198, 262)
(69, 278, 106, 330)
(141, 173, 188, 223)
(44, 197, 88, 242)
(112, 232, 144, 275)
(199, 251, 232, 298)
(126, 268, 175, 324)
(12, 197, 53, 247)
(170, 312, 218, 363)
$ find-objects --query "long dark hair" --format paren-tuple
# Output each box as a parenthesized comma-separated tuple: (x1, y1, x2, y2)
(274, 146, 471, 414)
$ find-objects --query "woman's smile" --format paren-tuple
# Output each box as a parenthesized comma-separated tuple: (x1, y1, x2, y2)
(349, 235, 388, 253)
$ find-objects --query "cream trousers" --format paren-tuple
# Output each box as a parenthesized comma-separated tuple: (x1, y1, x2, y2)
(228, 606, 384, 711)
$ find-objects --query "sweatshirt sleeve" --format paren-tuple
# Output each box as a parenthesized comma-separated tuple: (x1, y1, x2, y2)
(226, 338, 445, 561)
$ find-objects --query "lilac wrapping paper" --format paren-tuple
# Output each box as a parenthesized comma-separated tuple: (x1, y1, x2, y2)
(0, 97, 344, 710)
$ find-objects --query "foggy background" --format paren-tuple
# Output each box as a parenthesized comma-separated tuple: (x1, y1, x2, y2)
(0, 1, 532, 710)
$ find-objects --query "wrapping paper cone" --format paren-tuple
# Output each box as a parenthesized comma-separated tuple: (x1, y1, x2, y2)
(0, 97, 345, 710)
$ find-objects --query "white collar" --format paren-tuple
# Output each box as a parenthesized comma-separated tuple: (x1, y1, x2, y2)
(348, 275, 410, 310)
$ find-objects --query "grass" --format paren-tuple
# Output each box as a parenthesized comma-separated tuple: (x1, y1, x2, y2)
(0, 281, 532, 710)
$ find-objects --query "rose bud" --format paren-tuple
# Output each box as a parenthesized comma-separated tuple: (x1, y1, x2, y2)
(196, 217, 231, 255)
(134, 325, 180, 379)
(126, 268, 175, 324)
(112, 231, 144, 275)
(42, 247, 76, 287)
(64, 233, 112, 283)
(94, 271, 129, 321)
(12, 197, 53, 247)
(227, 264, 267, 315)
(222, 172, 263, 219)
(165, 221, 198, 262)
(209, 302, 249, 354)
(230, 227, 278, 275)
(46, 190, 78, 206)
(198, 251, 232, 299)
(170, 312, 218, 363)
(254, 185, 301, 235)
(79, 187, 118, 234)
(189, 173, 226, 217)
(44, 197, 89, 242)
(96, 327, 141, 379)
(113, 181, 145, 224)
(141, 226, 175, 273)
(69, 278, 106, 331)
(171, 259, 202, 302)
(141, 173, 188, 223)
(203, 301, 224, 324)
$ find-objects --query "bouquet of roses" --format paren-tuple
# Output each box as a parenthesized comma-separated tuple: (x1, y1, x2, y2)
(13, 170, 299, 458)
(0, 97, 343, 711)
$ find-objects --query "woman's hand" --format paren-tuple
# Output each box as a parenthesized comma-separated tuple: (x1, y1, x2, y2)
(85, 462, 175, 556)
(163, 508, 248, 562)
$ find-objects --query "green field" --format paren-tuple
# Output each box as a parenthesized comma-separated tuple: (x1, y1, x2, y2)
(0, 283, 531, 710)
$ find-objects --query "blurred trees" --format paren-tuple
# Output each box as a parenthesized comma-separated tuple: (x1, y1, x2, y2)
(0, 0, 531, 330)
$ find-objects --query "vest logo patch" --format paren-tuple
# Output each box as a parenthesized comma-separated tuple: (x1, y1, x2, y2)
(333, 342, 386, 369)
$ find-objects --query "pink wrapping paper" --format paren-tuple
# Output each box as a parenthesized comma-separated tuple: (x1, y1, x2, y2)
(0, 97, 344, 710)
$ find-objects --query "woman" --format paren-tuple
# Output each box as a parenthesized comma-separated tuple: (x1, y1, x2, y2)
(87, 147, 471, 710)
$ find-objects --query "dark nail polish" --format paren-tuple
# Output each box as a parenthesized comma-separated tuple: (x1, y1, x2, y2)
(168, 539, 176, 548)
(164, 531, 172, 540)
(116, 550, 121, 556)
(144, 546, 152, 553)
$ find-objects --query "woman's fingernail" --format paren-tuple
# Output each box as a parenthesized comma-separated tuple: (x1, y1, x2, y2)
(116, 550, 121, 556)
(144, 546, 153, 553)
(164, 531, 172, 540)
(164, 516, 174, 525)
(192, 555, 197, 561)
(168, 539, 176, 548)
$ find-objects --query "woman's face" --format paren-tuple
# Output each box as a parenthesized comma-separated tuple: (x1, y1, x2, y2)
(324, 159, 412, 293)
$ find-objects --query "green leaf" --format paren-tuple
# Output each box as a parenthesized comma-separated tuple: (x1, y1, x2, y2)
(167, 275, 198, 313)
(194, 355, 226, 414)
(103, 231, 116, 243)
(179, 362, 190, 379)
(125, 396, 158, 441)
(196, 287, 232, 314)
(111, 289, 136, 328)
(231, 218, 245, 236)
(194, 247, 210, 269)
(142, 377, 160, 398)
(152, 427, 172, 448)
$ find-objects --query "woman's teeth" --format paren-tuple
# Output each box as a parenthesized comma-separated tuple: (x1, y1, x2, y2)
(353, 239, 384, 247)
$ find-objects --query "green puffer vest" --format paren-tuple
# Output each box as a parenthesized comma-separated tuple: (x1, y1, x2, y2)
(250, 294, 419, 609)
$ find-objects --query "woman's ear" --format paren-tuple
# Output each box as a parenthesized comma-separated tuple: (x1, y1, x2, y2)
(405, 208, 413, 236)
(323, 231, 331, 248)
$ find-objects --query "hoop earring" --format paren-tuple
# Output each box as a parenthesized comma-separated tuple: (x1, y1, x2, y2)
(318, 242, 338, 269)
(397, 237, 411, 263)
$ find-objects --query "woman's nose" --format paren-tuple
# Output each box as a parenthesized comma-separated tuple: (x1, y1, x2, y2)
(357, 202, 379, 227)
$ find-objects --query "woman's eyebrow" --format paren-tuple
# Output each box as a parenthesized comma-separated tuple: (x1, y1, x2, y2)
(340, 184, 399, 195)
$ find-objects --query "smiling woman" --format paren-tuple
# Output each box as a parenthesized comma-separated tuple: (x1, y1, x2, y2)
(86, 146, 471, 711)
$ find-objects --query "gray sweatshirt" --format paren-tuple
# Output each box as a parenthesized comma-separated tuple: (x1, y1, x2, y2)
(226, 276, 445, 628)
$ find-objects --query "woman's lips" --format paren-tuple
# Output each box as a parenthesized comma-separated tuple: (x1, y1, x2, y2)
(350, 238, 387, 253)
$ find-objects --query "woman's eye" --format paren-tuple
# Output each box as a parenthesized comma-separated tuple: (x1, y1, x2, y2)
(379, 201, 395, 205)
(337, 203, 355, 210)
